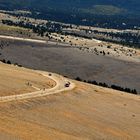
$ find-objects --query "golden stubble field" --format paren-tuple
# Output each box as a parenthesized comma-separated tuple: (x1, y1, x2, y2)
(0, 62, 55, 96)
(0, 63, 139, 140)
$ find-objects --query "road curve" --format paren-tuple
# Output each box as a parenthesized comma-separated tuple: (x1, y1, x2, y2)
(0, 71, 76, 103)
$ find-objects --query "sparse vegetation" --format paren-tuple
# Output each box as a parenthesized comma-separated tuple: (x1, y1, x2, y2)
(75, 77, 138, 95)
(0, 59, 22, 67)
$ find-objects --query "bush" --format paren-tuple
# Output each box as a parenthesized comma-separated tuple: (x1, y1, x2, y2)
(75, 77, 82, 81)
(1, 59, 6, 63)
(7, 60, 11, 64)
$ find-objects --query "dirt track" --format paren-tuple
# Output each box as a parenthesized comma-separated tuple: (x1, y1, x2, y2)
(0, 63, 140, 140)
(0, 34, 139, 93)
(0, 70, 75, 103)
(0, 35, 70, 46)
(0, 79, 139, 140)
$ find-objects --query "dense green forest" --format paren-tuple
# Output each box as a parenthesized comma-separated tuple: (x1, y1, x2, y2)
(0, 0, 140, 15)
(0, 0, 140, 29)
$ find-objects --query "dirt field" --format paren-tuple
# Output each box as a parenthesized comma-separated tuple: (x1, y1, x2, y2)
(0, 39, 139, 92)
(0, 77, 140, 140)
(51, 33, 140, 62)
(0, 62, 55, 96)
(0, 12, 139, 63)
(0, 11, 140, 140)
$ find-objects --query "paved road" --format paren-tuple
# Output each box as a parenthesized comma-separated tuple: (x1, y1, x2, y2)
(0, 71, 75, 103)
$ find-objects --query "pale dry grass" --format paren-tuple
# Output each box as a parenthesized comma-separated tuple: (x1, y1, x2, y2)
(51, 33, 140, 62)
(0, 25, 28, 32)
(0, 65, 139, 139)
(0, 63, 55, 96)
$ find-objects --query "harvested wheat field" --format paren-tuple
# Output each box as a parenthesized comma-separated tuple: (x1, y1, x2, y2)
(0, 63, 140, 140)
(0, 62, 55, 96)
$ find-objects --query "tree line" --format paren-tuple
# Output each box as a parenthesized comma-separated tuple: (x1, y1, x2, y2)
(0, 59, 22, 67)
(2, 19, 139, 48)
(75, 77, 138, 95)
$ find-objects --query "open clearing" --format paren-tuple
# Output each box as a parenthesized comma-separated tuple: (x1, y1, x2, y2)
(0, 63, 75, 102)
(0, 38, 139, 92)
(0, 62, 56, 96)
(0, 63, 140, 140)
(0, 10, 140, 140)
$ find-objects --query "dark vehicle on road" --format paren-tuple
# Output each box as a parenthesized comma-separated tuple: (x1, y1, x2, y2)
(65, 82, 70, 87)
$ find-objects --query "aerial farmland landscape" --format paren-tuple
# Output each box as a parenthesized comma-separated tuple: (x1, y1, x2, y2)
(0, 0, 140, 140)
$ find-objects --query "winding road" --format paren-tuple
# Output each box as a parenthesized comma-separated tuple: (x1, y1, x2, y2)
(0, 71, 75, 103)
(0, 34, 76, 103)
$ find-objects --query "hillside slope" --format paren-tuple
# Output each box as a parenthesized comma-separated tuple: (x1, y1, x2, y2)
(0, 0, 140, 28)
(0, 62, 56, 96)
(0, 0, 140, 15)
(0, 63, 139, 140)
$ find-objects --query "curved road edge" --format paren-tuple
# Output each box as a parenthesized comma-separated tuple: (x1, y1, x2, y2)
(0, 71, 76, 103)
